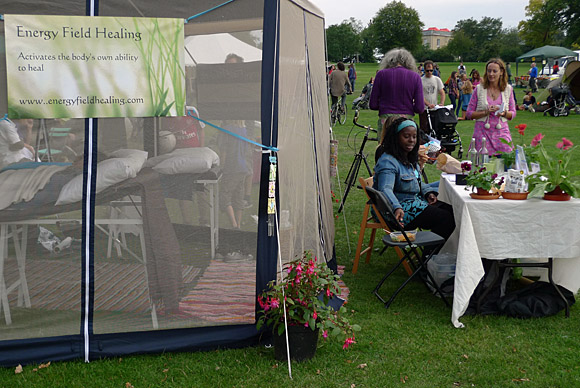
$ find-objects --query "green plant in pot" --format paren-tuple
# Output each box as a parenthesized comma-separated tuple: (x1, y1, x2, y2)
(527, 135, 580, 200)
(499, 123, 527, 169)
(461, 162, 504, 195)
(257, 251, 360, 361)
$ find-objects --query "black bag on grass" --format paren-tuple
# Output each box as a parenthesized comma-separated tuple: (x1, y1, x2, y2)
(498, 281, 575, 318)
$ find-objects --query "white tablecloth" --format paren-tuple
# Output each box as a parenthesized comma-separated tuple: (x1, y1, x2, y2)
(438, 173, 580, 328)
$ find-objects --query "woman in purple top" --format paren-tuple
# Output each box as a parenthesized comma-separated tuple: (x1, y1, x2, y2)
(369, 48, 424, 140)
(466, 58, 516, 155)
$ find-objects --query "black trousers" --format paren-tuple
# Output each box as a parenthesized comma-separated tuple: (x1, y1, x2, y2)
(405, 201, 455, 241)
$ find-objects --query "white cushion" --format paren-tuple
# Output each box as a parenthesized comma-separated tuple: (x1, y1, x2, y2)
(145, 147, 220, 175)
(56, 158, 135, 205)
(108, 149, 148, 175)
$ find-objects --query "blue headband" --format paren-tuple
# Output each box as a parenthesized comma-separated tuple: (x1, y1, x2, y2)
(396, 120, 417, 132)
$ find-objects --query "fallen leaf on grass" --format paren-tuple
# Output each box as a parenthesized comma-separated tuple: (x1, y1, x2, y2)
(163, 368, 169, 373)
(357, 363, 367, 369)
(125, 383, 134, 388)
(462, 354, 469, 359)
(453, 383, 461, 387)
(32, 362, 51, 372)
(400, 375, 409, 383)
(14, 365, 23, 374)
(512, 378, 530, 382)
(350, 384, 356, 388)
(346, 360, 353, 364)
(316, 369, 321, 375)
(271, 364, 278, 369)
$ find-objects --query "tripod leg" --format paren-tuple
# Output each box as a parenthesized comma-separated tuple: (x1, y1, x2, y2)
(338, 154, 362, 213)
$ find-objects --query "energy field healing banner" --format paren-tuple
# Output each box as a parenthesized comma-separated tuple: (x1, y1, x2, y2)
(4, 14, 185, 119)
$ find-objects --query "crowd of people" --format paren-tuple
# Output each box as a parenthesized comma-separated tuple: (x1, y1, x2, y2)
(325, 49, 564, 244)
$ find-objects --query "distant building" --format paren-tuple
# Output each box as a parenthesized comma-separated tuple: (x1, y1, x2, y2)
(422, 27, 452, 49)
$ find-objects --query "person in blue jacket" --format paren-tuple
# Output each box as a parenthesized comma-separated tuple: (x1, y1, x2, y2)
(373, 117, 455, 240)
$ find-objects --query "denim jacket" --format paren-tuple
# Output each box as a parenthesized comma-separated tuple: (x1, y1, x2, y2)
(373, 153, 436, 211)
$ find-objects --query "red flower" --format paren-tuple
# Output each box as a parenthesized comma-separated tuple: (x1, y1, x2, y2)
(322, 330, 328, 339)
(557, 137, 574, 150)
(343, 337, 355, 349)
(531, 133, 544, 147)
(516, 123, 527, 136)
(270, 298, 279, 309)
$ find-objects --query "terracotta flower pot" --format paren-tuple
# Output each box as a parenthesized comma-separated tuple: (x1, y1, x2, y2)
(544, 185, 571, 201)
(273, 326, 319, 362)
(476, 187, 492, 196)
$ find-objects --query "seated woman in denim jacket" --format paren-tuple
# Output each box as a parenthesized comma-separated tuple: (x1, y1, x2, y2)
(373, 117, 455, 240)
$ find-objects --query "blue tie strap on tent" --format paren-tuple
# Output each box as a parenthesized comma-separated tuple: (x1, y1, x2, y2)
(0, 0, 334, 367)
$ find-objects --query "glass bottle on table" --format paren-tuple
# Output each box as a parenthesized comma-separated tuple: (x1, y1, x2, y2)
(479, 137, 489, 165)
(467, 137, 478, 166)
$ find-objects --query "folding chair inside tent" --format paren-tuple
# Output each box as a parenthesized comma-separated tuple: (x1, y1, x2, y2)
(364, 186, 450, 309)
(354, 177, 413, 276)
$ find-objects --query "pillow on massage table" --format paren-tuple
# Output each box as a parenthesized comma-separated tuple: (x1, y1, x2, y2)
(55, 154, 147, 205)
(145, 147, 220, 175)
(108, 149, 148, 175)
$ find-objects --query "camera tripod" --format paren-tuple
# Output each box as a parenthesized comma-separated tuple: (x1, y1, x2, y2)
(337, 110, 377, 213)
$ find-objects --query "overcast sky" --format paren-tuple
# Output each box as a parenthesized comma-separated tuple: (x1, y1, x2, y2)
(311, 0, 530, 30)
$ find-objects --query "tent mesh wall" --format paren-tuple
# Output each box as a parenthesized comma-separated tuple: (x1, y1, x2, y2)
(0, 0, 331, 365)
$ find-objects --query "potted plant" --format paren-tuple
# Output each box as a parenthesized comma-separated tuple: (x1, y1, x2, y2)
(527, 135, 580, 200)
(257, 251, 360, 361)
(461, 162, 504, 196)
(499, 123, 527, 169)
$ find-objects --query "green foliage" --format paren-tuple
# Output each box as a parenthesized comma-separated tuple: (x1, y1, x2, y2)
(448, 17, 515, 62)
(256, 252, 360, 349)
(518, 0, 566, 47)
(368, 1, 423, 55)
(326, 20, 363, 62)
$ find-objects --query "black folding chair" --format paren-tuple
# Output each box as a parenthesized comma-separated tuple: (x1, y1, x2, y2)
(365, 186, 451, 309)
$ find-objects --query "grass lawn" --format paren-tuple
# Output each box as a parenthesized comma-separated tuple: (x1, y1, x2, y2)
(2, 63, 580, 387)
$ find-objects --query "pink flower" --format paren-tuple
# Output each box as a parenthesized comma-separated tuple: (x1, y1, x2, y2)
(531, 133, 544, 147)
(270, 298, 279, 309)
(313, 311, 317, 320)
(304, 322, 309, 327)
(343, 337, 355, 349)
(322, 330, 328, 339)
(557, 137, 574, 150)
(326, 288, 333, 297)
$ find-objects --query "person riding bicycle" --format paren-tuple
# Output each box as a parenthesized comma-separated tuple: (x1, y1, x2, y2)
(329, 61, 352, 113)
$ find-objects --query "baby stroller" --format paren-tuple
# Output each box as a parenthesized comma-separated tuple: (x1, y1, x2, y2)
(352, 82, 373, 110)
(544, 85, 576, 117)
(426, 107, 463, 159)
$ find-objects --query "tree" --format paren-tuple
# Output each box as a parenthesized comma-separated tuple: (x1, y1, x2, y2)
(368, 1, 423, 55)
(518, 0, 564, 47)
(326, 19, 362, 62)
(450, 17, 503, 61)
(446, 30, 475, 61)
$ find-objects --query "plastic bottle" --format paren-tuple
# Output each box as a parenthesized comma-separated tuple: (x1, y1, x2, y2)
(467, 137, 478, 166)
(479, 137, 489, 165)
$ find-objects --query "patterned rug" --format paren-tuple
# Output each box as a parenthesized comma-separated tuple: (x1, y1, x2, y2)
(337, 265, 350, 302)
(177, 257, 256, 324)
(4, 259, 200, 313)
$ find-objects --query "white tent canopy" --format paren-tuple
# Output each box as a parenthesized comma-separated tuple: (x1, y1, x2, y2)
(184, 33, 262, 65)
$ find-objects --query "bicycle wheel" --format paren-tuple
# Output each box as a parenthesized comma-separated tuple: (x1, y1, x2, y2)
(330, 106, 337, 126)
(339, 105, 347, 125)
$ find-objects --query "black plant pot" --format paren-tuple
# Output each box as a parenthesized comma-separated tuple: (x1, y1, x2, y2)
(273, 326, 319, 362)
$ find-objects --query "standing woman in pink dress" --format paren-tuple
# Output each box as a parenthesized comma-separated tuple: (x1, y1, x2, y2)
(466, 58, 516, 155)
